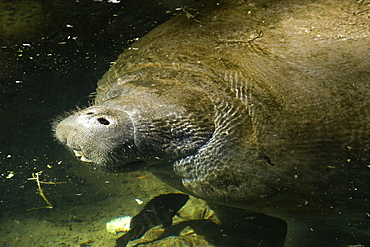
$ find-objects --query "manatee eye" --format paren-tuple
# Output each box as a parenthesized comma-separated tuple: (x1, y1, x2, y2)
(263, 156, 275, 166)
(97, 117, 110, 125)
(86, 112, 94, 115)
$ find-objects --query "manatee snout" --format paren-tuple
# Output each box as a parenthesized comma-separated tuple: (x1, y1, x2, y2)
(54, 106, 136, 167)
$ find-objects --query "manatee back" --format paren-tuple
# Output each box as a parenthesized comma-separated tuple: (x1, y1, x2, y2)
(70, 1, 370, 245)
(93, 0, 370, 209)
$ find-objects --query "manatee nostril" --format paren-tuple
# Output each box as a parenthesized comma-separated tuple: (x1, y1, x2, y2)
(97, 117, 110, 125)
(86, 112, 94, 115)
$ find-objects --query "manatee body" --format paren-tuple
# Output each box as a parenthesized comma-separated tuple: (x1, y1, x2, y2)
(55, 0, 370, 245)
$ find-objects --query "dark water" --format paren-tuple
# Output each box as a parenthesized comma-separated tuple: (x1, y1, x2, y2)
(0, 1, 181, 246)
(0, 0, 173, 211)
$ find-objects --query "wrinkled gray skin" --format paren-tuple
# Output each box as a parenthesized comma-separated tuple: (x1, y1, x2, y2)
(55, 0, 370, 246)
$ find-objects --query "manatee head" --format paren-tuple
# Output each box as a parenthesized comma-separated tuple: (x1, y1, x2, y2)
(54, 106, 138, 169)
(54, 80, 215, 172)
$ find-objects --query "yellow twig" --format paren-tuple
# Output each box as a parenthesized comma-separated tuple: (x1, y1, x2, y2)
(27, 171, 64, 211)
(183, 7, 201, 23)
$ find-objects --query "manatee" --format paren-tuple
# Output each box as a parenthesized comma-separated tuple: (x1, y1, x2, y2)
(54, 0, 370, 246)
